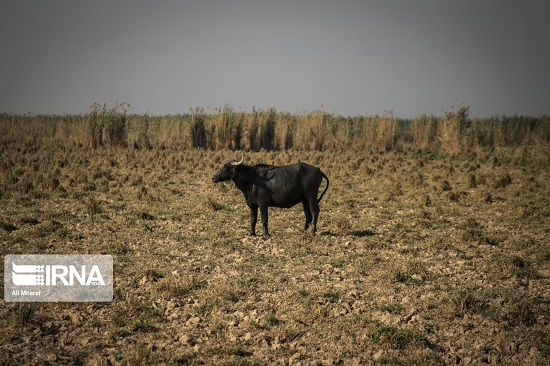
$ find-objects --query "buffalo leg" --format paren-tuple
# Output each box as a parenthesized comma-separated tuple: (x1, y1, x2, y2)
(249, 206, 258, 236)
(307, 197, 320, 234)
(260, 205, 269, 237)
(302, 199, 312, 231)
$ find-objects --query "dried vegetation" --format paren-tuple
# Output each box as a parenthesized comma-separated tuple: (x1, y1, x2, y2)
(0, 109, 549, 365)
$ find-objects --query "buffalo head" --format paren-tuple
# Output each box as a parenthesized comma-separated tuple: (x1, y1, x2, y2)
(212, 153, 243, 183)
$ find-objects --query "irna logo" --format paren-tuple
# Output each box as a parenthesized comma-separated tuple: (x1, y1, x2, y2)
(11, 262, 105, 286)
(5, 254, 113, 302)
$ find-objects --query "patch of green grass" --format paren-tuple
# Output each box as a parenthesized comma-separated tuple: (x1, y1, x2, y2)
(0, 219, 17, 233)
(505, 299, 537, 327)
(155, 275, 204, 298)
(368, 324, 427, 349)
(138, 211, 155, 220)
(206, 197, 227, 212)
(85, 195, 102, 222)
(449, 289, 489, 317)
(9, 303, 38, 326)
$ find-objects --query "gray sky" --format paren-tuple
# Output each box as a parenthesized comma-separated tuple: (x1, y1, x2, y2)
(1, 0, 549, 118)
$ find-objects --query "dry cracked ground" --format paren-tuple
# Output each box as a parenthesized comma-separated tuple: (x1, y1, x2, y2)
(1, 143, 549, 365)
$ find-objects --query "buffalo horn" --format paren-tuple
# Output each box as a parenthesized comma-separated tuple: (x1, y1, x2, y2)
(231, 152, 244, 166)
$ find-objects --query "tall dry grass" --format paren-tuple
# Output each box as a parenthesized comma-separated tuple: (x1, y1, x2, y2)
(1, 105, 549, 160)
(412, 114, 438, 150)
(441, 106, 470, 154)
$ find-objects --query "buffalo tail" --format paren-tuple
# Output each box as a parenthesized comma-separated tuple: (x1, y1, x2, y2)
(317, 172, 329, 203)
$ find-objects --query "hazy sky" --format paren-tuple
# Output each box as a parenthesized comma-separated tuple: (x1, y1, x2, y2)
(1, 0, 549, 118)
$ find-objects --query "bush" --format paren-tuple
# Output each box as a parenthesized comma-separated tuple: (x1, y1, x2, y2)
(87, 103, 128, 148)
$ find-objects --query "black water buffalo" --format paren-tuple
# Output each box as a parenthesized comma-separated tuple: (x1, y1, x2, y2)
(212, 154, 329, 237)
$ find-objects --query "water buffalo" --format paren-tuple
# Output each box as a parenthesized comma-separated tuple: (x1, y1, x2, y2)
(212, 154, 329, 237)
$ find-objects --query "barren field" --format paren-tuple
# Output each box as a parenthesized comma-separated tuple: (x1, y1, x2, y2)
(1, 142, 549, 365)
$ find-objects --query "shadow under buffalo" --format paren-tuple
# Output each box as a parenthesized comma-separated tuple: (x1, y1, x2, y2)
(319, 229, 376, 237)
